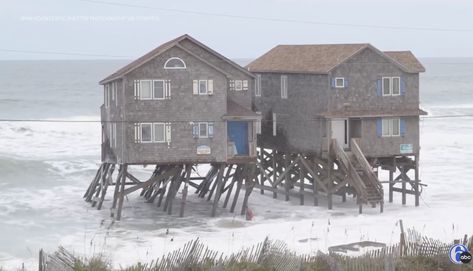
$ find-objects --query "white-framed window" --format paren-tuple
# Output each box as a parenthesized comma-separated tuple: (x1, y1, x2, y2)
(242, 80, 248, 91)
(335, 77, 345, 88)
(164, 57, 186, 69)
(133, 80, 171, 100)
(199, 80, 208, 95)
(140, 123, 152, 142)
(192, 122, 214, 138)
(229, 79, 248, 91)
(193, 80, 214, 95)
(382, 77, 401, 96)
(153, 123, 166, 142)
(153, 80, 165, 100)
(140, 80, 153, 100)
(136, 122, 171, 143)
(199, 122, 208, 138)
(255, 74, 261, 97)
(382, 118, 400, 137)
(281, 75, 288, 99)
(235, 80, 243, 91)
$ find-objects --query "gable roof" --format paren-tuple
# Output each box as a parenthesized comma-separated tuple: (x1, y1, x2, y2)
(100, 34, 253, 84)
(384, 51, 425, 73)
(246, 43, 424, 74)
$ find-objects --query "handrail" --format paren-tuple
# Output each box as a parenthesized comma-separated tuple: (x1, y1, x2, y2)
(350, 138, 384, 194)
(331, 139, 367, 201)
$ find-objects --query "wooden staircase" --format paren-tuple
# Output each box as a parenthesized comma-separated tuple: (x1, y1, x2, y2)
(331, 138, 384, 207)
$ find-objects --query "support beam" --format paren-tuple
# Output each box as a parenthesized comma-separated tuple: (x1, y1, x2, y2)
(230, 167, 245, 213)
(284, 154, 290, 202)
(211, 164, 225, 217)
(299, 165, 304, 205)
(116, 164, 128, 220)
(179, 164, 192, 218)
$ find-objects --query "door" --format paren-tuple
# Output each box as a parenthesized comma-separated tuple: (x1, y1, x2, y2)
(227, 121, 249, 155)
(331, 119, 349, 149)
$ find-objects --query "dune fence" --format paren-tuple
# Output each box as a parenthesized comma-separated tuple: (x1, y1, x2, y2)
(38, 229, 473, 271)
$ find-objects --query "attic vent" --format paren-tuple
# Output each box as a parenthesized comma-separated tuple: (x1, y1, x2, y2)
(164, 57, 186, 69)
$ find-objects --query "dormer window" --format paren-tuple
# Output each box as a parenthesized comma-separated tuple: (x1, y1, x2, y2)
(164, 57, 186, 69)
(335, 77, 345, 88)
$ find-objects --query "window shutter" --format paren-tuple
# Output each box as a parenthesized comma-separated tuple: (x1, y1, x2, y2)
(192, 123, 199, 138)
(376, 79, 382, 96)
(331, 78, 335, 88)
(376, 118, 382, 137)
(400, 118, 406, 137)
(193, 80, 199, 95)
(208, 122, 214, 138)
(134, 123, 140, 143)
(208, 80, 214, 95)
(344, 78, 349, 88)
(400, 77, 407, 95)
(242, 80, 248, 91)
(165, 80, 171, 99)
(166, 123, 172, 142)
(272, 113, 277, 136)
(133, 80, 140, 100)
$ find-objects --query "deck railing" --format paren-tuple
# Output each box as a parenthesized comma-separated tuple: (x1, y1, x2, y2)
(350, 138, 384, 197)
(331, 139, 368, 202)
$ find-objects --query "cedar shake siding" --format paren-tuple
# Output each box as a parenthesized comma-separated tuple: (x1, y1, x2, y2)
(248, 44, 425, 158)
(100, 35, 259, 164)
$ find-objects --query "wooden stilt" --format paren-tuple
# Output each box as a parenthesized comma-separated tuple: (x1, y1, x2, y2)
(116, 164, 128, 220)
(223, 166, 240, 208)
(97, 164, 115, 210)
(313, 160, 319, 206)
(380, 201, 384, 213)
(284, 154, 290, 202)
(241, 165, 256, 215)
(414, 154, 420, 207)
(84, 164, 103, 200)
(110, 164, 123, 218)
(91, 163, 110, 207)
(327, 160, 333, 210)
(211, 164, 225, 217)
(180, 164, 192, 217)
(358, 202, 363, 214)
(230, 168, 244, 213)
(299, 165, 304, 205)
(389, 168, 394, 203)
(272, 150, 277, 199)
(157, 179, 169, 208)
(401, 165, 407, 205)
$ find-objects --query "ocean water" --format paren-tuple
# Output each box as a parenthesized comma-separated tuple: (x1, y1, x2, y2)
(0, 59, 472, 270)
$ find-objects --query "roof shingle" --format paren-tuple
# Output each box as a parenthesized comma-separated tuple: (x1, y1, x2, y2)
(247, 44, 424, 74)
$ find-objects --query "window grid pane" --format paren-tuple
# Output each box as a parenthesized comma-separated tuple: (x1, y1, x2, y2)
(199, 123, 208, 137)
(140, 81, 152, 99)
(153, 81, 165, 99)
(382, 119, 390, 136)
(141, 124, 152, 142)
(392, 77, 400, 95)
(392, 118, 400, 136)
(199, 80, 207, 94)
(383, 78, 391, 95)
(154, 123, 165, 142)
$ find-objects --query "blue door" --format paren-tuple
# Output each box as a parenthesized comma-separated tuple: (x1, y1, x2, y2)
(227, 121, 248, 155)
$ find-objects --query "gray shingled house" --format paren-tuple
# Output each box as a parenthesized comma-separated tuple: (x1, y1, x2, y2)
(85, 35, 260, 219)
(247, 44, 425, 211)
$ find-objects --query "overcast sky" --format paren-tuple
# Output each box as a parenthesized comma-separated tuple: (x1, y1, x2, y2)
(1, 0, 473, 60)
